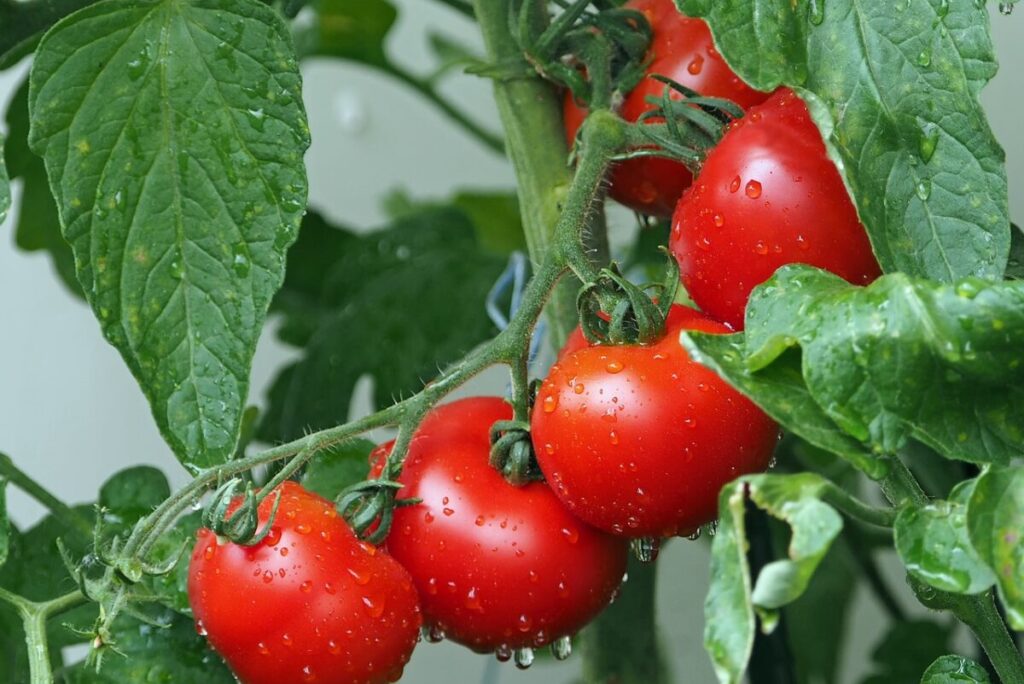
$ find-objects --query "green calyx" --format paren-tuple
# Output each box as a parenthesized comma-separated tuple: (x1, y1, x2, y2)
(577, 250, 680, 346)
(489, 418, 544, 486)
(514, 0, 653, 110)
(201, 479, 281, 547)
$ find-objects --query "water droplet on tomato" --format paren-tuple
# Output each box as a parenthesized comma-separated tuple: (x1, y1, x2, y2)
(514, 647, 535, 670)
(713, 213, 725, 227)
(257, 641, 269, 655)
(687, 55, 704, 74)
(195, 620, 208, 636)
(262, 570, 274, 583)
(362, 596, 385, 618)
(562, 527, 580, 544)
(517, 614, 533, 632)
(754, 241, 769, 256)
(465, 587, 483, 612)
(631, 537, 661, 563)
(729, 176, 741, 193)
(745, 180, 763, 199)
(302, 665, 316, 682)
(605, 360, 624, 373)
(495, 644, 513, 662)
(282, 633, 293, 647)
(573, 383, 585, 394)
(426, 624, 445, 643)
(424, 511, 434, 523)
(475, 515, 486, 527)
(203, 545, 215, 560)
(324, 582, 336, 595)
(295, 523, 311, 535)
(348, 567, 371, 585)
(551, 636, 573, 661)
(542, 395, 558, 413)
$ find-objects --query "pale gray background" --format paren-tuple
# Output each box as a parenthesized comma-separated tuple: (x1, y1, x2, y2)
(0, 2, 1019, 682)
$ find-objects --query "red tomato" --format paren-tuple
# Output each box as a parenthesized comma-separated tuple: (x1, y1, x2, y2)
(376, 397, 628, 653)
(531, 305, 778, 537)
(669, 88, 882, 330)
(188, 481, 421, 684)
(564, 0, 769, 216)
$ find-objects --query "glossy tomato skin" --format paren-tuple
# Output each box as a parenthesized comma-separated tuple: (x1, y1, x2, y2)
(564, 0, 769, 216)
(378, 397, 628, 652)
(188, 481, 421, 684)
(669, 88, 882, 330)
(531, 306, 779, 537)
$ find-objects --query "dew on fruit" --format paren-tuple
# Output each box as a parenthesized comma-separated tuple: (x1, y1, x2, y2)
(687, 528, 702, 541)
(551, 636, 573, 661)
(605, 360, 624, 373)
(257, 641, 269, 655)
(195, 620, 208, 636)
(609, 430, 619, 445)
(282, 633, 293, 647)
(362, 596, 385, 618)
(687, 55, 704, 75)
(425, 624, 446, 643)
(631, 537, 661, 563)
(542, 395, 558, 413)
(514, 647, 535, 670)
(495, 644, 513, 662)
(562, 527, 580, 544)
(754, 240, 769, 256)
(729, 176, 741, 193)
(745, 180, 762, 199)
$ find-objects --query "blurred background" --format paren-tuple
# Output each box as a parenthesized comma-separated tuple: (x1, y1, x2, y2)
(0, 1, 1020, 682)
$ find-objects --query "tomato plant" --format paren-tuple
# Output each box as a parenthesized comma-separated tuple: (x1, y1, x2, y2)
(532, 306, 778, 537)
(669, 88, 882, 329)
(188, 481, 421, 684)
(1, 1, 1022, 684)
(373, 398, 628, 657)
(563, 0, 769, 217)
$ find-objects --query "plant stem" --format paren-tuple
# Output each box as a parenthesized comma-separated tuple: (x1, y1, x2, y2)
(385, 64, 505, 154)
(819, 482, 897, 528)
(878, 457, 1024, 683)
(0, 452, 92, 539)
(471, 0, 581, 345)
(0, 588, 87, 684)
(954, 592, 1024, 684)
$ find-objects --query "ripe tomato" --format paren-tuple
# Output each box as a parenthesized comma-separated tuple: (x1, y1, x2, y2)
(376, 397, 628, 653)
(531, 305, 778, 537)
(188, 481, 421, 684)
(564, 0, 769, 216)
(669, 87, 882, 330)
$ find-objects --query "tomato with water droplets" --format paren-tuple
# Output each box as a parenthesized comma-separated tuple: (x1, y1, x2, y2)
(669, 88, 882, 330)
(374, 397, 628, 653)
(531, 305, 779, 537)
(563, 0, 769, 216)
(188, 481, 421, 684)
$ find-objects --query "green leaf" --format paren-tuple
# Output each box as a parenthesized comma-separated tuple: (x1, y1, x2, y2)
(300, 439, 375, 500)
(860, 620, 952, 684)
(679, 333, 885, 478)
(4, 77, 82, 297)
(0, 133, 9, 226)
(29, 0, 310, 470)
(382, 189, 526, 256)
(966, 466, 1024, 628)
(292, 0, 397, 66)
(895, 500, 996, 594)
(0, 480, 8, 569)
(259, 207, 504, 443)
(62, 610, 233, 683)
(678, 0, 1009, 281)
(688, 265, 1024, 466)
(98, 466, 171, 533)
(0, 0, 97, 68)
(704, 473, 843, 684)
(920, 655, 993, 683)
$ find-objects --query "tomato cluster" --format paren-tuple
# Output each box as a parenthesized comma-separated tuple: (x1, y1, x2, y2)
(187, 2, 886, 681)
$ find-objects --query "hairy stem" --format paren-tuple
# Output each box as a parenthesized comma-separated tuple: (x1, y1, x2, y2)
(0, 588, 87, 684)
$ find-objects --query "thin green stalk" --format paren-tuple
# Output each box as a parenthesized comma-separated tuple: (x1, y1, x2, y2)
(0, 452, 92, 540)
(385, 64, 505, 154)
(819, 482, 897, 528)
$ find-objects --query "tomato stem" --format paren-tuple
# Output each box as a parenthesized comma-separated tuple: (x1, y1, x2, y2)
(0, 588, 87, 684)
